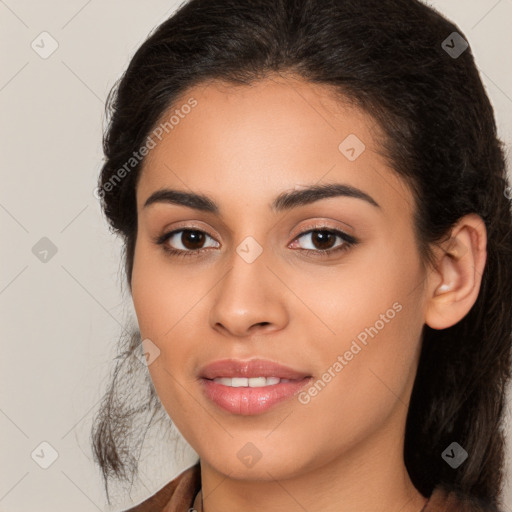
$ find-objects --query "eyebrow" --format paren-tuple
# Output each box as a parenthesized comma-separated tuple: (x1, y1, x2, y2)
(143, 182, 381, 213)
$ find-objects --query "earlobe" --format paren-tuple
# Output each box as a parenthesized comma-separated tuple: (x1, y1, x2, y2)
(424, 214, 487, 330)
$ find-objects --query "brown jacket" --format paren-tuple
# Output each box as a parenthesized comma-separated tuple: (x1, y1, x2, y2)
(123, 462, 501, 512)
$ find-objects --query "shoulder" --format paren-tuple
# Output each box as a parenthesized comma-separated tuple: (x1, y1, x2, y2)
(122, 462, 201, 512)
(425, 485, 503, 512)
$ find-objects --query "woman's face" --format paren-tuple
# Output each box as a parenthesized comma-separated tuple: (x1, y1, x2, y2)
(131, 75, 430, 481)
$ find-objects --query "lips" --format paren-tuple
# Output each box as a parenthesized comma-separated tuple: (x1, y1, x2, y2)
(198, 359, 314, 415)
(199, 358, 311, 381)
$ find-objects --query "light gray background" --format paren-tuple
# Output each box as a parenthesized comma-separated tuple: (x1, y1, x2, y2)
(1, 1, 511, 511)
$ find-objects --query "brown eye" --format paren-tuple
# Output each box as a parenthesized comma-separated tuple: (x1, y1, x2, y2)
(288, 226, 359, 259)
(157, 228, 220, 254)
(180, 230, 206, 250)
(294, 229, 352, 252)
(308, 231, 337, 250)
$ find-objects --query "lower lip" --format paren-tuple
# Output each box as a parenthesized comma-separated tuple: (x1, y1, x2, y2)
(200, 377, 312, 415)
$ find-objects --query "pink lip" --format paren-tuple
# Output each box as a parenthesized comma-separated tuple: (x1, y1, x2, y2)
(199, 358, 311, 380)
(198, 358, 313, 415)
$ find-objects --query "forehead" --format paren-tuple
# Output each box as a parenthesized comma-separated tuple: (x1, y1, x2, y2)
(136, 74, 413, 220)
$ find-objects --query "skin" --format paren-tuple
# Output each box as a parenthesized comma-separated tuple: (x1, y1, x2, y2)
(130, 73, 487, 512)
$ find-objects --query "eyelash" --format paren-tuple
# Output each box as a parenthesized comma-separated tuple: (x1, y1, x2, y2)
(153, 224, 358, 260)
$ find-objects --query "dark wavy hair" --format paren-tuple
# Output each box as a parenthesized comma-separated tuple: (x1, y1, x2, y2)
(91, 0, 512, 508)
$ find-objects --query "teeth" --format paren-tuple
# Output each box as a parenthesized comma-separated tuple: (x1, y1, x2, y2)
(212, 376, 292, 387)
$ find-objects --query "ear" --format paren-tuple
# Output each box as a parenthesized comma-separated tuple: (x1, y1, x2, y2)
(424, 213, 487, 330)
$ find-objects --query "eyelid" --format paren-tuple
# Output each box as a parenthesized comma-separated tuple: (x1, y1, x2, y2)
(157, 221, 217, 240)
(152, 224, 218, 248)
(289, 220, 354, 240)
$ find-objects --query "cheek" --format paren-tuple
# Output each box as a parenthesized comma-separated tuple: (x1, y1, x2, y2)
(130, 242, 206, 388)
(295, 237, 421, 336)
(292, 265, 424, 456)
(302, 237, 424, 394)
(131, 241, 200, 335)
(131, 254, 205, 423)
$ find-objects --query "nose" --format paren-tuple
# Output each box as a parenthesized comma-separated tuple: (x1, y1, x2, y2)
(209, 249, 289, 338)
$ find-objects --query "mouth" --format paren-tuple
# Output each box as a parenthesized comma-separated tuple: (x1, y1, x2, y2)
(199, 357, 312, 380)
(204, 376, 303, 387)
(198, 358, 313, 415)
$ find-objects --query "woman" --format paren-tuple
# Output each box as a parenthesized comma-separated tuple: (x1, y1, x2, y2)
(91, 0, 512, 511)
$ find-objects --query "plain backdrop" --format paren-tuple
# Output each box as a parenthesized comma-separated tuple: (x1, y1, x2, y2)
(1, 1, 511, 511)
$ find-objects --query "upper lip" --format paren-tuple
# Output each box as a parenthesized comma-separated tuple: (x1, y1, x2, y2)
(199, 358, 311, 380)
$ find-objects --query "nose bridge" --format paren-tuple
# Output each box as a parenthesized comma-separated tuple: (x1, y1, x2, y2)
(209, 236, 288, 335)
(222, 229, 270, 290)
